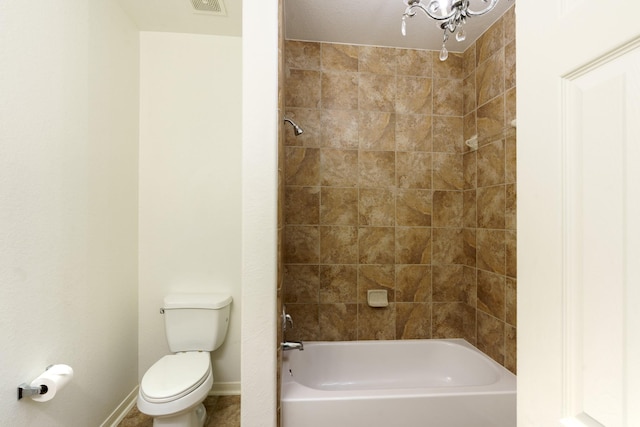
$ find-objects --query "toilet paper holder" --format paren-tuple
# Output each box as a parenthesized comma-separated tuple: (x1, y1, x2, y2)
(17, 383, 48, 400)
(18, 364, 55, 400)
(17, 364, 72, 401)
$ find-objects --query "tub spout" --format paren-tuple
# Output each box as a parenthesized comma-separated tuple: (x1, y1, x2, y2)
(282, 341, 304, 351)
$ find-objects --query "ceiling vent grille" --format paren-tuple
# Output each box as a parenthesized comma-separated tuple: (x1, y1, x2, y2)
(190, 0, 226, 15)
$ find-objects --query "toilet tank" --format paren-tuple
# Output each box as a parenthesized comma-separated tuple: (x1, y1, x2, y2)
(162, 293, 232, 352)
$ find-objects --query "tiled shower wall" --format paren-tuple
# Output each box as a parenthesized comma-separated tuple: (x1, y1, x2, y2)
(462, 6, 517, 372)
(281, 6, 516, 372)
(277, 0, 285, 421)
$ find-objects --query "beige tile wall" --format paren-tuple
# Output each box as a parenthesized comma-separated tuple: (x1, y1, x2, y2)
(463, 5, 517, 373)
(277, 0, 285, 422)
(280, 5, 516, 373)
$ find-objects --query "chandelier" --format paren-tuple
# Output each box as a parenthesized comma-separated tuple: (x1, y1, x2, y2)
(401, 0, 499, 61)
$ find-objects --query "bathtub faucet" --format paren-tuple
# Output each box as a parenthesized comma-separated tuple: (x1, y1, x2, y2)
(282, 341, 304, 351)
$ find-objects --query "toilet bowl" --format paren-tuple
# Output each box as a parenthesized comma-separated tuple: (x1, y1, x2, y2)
(137, 352, 213, 426)
(137, 293, 232, 427)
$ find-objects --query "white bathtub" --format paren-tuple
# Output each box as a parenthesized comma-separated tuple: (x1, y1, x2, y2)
(281, 339, 516, 427)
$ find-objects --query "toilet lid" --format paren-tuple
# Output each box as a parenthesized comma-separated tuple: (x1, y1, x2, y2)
(141, 352, 211, 403)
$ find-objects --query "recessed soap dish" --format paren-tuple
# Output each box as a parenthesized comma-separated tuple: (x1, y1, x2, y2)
(367, 289, 389, 308)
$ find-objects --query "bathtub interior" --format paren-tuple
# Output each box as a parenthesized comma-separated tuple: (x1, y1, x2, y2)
(284, 339, 506, 391)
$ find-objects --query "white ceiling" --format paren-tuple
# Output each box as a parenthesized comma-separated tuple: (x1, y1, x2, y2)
(284, 0, 515, 52)
(117, 0, 242, 36)
(115, 0, 513, 52)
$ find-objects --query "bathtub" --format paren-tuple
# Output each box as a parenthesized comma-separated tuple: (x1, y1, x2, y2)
(281, 339, 516, 427)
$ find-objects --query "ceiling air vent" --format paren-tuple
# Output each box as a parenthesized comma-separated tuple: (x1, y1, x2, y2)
(190, 0, 226, 15)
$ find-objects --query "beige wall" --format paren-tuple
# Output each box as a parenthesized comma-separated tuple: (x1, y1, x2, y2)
(1, 3, 248, 424)
(0, 1, 139, 424)
(281, 6, 516, 371)
(138, 32, 242, 390)
(240, 0, 280, 423)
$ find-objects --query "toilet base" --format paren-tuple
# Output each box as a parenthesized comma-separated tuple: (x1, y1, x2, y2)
(152, 403, 206, 427)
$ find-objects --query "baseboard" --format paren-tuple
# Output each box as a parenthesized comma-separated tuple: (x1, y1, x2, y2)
(100, 385, 139, 427)
(210, 381, 241, 396)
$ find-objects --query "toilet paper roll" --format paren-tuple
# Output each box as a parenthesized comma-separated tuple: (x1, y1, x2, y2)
(29, 364, 74, 402)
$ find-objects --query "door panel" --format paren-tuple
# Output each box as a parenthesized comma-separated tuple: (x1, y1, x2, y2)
(562, 46, 640, 426)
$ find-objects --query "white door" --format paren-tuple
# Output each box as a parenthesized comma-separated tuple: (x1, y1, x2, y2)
(518, 1, 640, 426)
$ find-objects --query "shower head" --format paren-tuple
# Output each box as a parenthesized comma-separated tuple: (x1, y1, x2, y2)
(283, 117, 304, 136)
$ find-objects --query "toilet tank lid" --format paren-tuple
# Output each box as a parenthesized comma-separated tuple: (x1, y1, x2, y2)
(163, 293, 232, 310)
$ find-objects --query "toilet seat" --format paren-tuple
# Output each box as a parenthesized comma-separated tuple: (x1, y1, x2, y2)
(141, 352, 212, 403)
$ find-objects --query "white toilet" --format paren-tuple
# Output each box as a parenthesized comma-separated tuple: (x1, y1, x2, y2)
(137, 293, 232, 427)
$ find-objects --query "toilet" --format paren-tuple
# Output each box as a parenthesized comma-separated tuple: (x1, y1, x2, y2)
(137, 293, 232, 427)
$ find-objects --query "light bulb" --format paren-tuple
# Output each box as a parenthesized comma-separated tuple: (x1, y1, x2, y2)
(439, 45, 449, 61)
(455, 27, 466, 41)
(401, 16, 407, 36)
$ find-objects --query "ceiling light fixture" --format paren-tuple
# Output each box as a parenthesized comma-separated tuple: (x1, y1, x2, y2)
(401, 0, 500, 61)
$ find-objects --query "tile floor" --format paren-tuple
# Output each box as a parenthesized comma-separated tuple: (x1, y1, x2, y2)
(118, 395, 240, 427)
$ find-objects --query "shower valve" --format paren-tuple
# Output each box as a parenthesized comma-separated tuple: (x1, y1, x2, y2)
(282, 308, 294, 332)
(284, 313, 293, 330)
